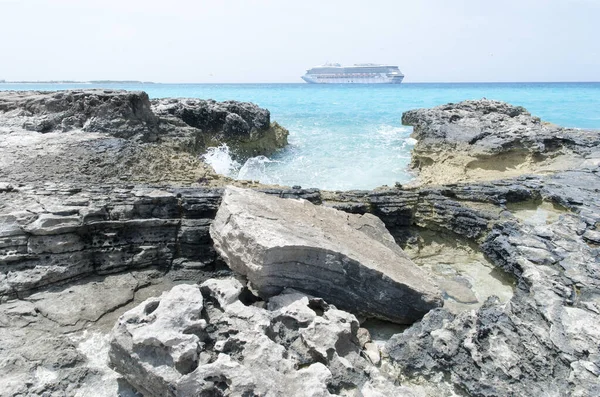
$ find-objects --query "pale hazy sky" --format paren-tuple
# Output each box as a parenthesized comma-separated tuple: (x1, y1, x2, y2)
(1, 0, 598, 83)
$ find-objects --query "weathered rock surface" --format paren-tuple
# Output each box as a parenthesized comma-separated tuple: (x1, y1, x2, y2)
(210, 186, 443, 324)
(0, 90, 288, 186)
(0, 270, 182, 397)
(0, 183, 321, 301)
(108, 277, 420, 397)
(325, 176, 600, 396)
(403, 99, 600, 185)
(0, 89, 160, 140)
(152, 98, 288, 157)
(1, 95, 600, 396)
(370, 101, 600, 396)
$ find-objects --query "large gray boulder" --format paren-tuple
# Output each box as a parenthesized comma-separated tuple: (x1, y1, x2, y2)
(209, 186, 443, 324)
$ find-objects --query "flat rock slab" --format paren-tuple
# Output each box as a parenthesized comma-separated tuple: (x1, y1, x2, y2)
(25, 273, 142, 328)
(210, 186, 443, 324)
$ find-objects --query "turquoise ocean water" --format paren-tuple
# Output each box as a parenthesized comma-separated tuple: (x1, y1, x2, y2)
(2, 82, 599, 190)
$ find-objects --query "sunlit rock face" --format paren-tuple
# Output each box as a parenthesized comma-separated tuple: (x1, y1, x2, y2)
(210, 186, 443, 324)
(403, 99, 600, 186)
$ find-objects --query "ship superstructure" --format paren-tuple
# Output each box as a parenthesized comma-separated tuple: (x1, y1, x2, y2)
(301, 63, 404, 84)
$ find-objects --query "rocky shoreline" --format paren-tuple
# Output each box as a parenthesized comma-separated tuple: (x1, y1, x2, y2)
(0, 90, 287, 186)
(1, 90, 599, 396)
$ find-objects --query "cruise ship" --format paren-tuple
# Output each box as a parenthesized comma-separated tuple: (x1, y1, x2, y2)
(301, 63, 404, 84)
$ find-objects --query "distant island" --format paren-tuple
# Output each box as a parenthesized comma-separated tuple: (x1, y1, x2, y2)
(0, 79, 155, 84)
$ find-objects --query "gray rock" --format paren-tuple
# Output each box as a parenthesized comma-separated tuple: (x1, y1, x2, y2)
(152, 97, 267, 136)
(0, 271, 181, 397)
(108, 278, 420, 397)
(0, 184, 320, 300)
(0, 90, 288, 186)
(402, 99, 600, 185)
(0, 89, 159, 140)
(378, 103, 600, 396)
(210, 186, 443, 324)
(2, 95, 600, 396)
(152, 97, 289, 158)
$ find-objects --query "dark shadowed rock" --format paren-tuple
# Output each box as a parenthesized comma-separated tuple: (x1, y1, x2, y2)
(152, 98, 288, 157)
(153, 98, 270, 135)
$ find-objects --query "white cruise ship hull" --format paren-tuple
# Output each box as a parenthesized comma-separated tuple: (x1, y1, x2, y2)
(302, 74, 404, 84)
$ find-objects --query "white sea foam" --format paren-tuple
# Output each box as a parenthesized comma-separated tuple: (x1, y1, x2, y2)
(201, 144, 240, 177)
(201, 144, 282, 185)
(199, 124, 417, 190)
(238, 156, 280, 183)
(375, 125, 411, 137)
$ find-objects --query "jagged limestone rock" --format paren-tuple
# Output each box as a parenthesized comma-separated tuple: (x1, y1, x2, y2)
(0, 271, 179, 397)
(0, 184, 320, 300)
(0, 90, 288, 186)
(151, 98, 288, 157)
(2, 96, 600, 396)
(108, 278, 421, 397)
(403, 99, 600, 185)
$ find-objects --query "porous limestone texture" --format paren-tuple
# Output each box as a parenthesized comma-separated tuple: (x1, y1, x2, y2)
(320, 142, 600, 395)
(209, 186, 444, 324)
(0, 89, 159, 139)
(326, 178, 600, 396)
(403, 99, 600, 185)
(0, 90, 288, 186)
(108, 277, 421, 397)
(330, 175, 600, 396)
(152, 98, 288, 157)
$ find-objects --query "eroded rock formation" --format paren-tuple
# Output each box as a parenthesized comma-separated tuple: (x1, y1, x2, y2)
(0, 90, 288, 186)
(152, 98, 288, 157)
(108, 278, 419, 397)
(0, 270, 181, 397)
(0, 89, 160, 139)
(0, 183, 318, 301)
(384, 174, 600, 395)
(403, 99, 600, 185)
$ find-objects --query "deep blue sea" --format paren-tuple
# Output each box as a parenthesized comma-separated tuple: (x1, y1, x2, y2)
(2, 82, 599, 190)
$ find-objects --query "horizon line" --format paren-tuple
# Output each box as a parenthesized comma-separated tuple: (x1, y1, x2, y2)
(1, 80, 600, 85)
